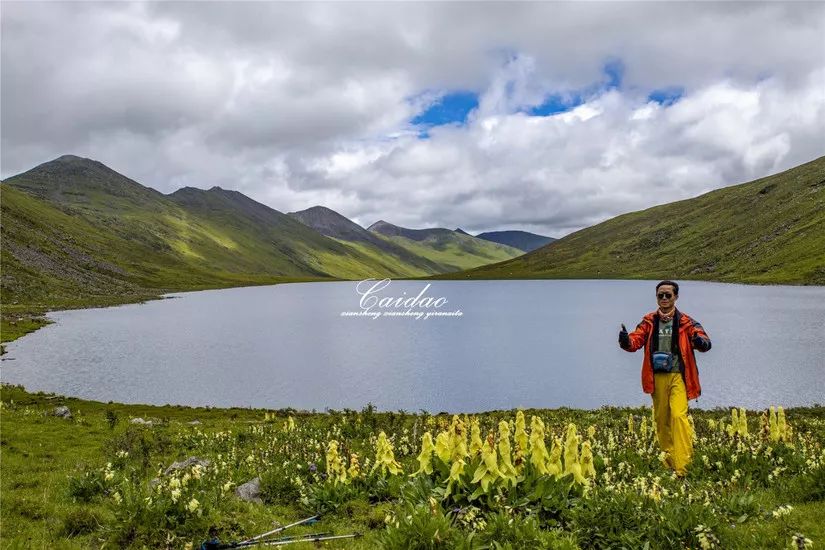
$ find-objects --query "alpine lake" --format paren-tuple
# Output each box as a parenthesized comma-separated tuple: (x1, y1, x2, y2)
(3, 279, 824, 412)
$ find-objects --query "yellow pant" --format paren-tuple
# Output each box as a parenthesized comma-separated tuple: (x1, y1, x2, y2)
(652, 372, 693, 476)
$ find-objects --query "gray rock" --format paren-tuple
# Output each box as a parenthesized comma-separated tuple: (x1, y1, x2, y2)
(54, 406, 72, 419)
(130, 417, 153, 426)
(187, 420, 201, 425)
(234, 477, 262, 504)
(163, 456, 211, 476)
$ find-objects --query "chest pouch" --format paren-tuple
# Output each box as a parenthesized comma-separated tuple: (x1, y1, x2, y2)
(652, 351, 674, 373)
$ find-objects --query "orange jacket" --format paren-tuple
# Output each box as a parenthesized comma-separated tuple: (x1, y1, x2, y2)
(620, 309, 712, 400)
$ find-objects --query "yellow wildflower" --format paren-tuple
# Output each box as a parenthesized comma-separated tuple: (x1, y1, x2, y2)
(497, 420, 518, 486)
(446, 458, 466, 496)
(471, 433, 502, 492)
(529, 416, 551, 475)
(326, 440, 348, 484)
(514, 412, 529, 458)
(770, 406, 780, 443)
(580, 441, 596, 481)
(449, 415, 469, 463)
(186, 497, 201, 515)
(412, 432, 436, 476)
(627, 414, 635, 434)
(348, 453, 361, 480)
(563, 424, 586, 485)
(547, 438, 563, 477)
(777, 407, 789, 442)
(469, 418, 484, 457)
(435, 431, 452, 464)
(738, 407, 748, 437)
(372, 431, 403, 477)
(729, 408, 740, 438)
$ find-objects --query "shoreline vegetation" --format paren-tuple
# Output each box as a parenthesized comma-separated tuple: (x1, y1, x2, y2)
(1, 384, 823, 548)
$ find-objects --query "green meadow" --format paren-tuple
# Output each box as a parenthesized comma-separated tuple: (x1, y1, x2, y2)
(1, 385, 822, 549)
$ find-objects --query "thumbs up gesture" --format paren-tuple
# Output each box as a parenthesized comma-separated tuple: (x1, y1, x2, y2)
(619, 323, 630, 349)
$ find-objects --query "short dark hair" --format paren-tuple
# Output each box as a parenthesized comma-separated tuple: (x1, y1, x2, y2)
(656, 280, 679, 295)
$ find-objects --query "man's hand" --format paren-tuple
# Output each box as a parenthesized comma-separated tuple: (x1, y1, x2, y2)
(692, 334, 712, 352)
(619, 323, 630, 349)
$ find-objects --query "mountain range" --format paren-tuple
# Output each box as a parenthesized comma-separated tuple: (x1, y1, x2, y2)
(3, 153, 823, 320)
(0, 155, 525, 307)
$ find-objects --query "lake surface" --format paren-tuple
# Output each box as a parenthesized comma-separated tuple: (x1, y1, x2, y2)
(3, 280, 824, 412)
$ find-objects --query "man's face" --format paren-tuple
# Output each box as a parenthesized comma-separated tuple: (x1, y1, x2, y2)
(656, 285, 678, 310)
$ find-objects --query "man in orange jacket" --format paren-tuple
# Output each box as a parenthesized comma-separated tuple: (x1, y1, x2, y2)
(619, 280, 712, 477)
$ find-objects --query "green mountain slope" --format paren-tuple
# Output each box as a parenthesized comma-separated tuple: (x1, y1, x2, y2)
(288, 206, 444, 276)
(0, 182, 322, 309)
(367, 220, 524, 272)
(436, 156, 825, 284)
(0, 155, 529, 317)
(1, 156, 412, 309)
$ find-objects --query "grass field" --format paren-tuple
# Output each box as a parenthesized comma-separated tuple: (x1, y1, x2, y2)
(1, 385, 822, 549)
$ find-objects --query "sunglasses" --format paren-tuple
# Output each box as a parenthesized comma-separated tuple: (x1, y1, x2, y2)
(657, 292, 674, 299)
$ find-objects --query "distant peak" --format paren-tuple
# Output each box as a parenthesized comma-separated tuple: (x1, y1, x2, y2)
(367, 219, 394, 230)
(48, 154, 105, 168)
(54, 154, 86, 162)
(291, 205, 335, 215)
(455, 227, 471, 235)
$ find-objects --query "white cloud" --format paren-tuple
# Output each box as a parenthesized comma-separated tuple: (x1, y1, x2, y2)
(2, 2, 824, 237)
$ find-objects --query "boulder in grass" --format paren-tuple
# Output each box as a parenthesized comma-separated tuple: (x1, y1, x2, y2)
(130, 417, 153, 427)
(54, 406, 72, 419)
(235, 477, 262, 504)
(187, 420, 202, 426)
(163, 456, 211, 476)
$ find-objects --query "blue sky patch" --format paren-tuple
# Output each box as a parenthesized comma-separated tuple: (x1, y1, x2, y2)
(411, 91, 479, 127)
(526, 59, 625, 118)
(528, 94, 582, 116)
(647, 86, 685, 106)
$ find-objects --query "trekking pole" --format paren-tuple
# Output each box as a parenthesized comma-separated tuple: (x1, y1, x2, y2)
(238, 515, 320, 545)
(255, 533, 362, 546)
(224, 533, 331, 549)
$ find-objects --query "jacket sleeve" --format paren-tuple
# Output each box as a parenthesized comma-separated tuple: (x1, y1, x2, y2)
(621, 319, 649, 352)
(688, 318, 712, 352)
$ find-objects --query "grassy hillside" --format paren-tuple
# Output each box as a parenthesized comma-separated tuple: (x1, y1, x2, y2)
(368, 221, 524, 272)
(0, 156, 454, 313)
(437, 156, 825, 284)
(288, 206, 445, 276)
(0, 182, 327, 350)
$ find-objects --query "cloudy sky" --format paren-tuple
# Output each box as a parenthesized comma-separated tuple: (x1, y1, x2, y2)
(2, 2, 824, 237)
